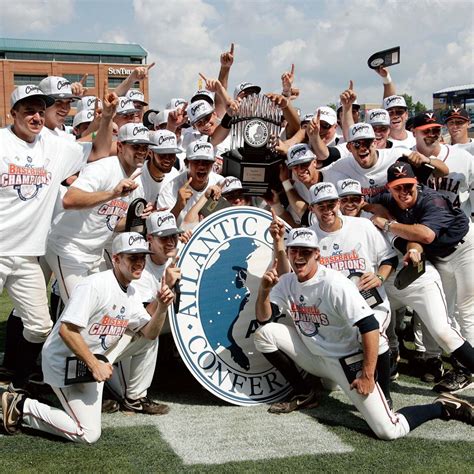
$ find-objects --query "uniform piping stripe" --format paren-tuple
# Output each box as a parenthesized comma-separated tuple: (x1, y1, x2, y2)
(57, 256, 70, 300)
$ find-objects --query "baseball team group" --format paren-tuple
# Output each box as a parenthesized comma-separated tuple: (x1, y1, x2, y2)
(0, 43, 472, 444)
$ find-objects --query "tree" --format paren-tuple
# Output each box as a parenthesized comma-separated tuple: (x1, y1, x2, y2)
(401, 93, 428, 116)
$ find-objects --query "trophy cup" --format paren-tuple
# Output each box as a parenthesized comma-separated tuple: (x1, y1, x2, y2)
(222, 93, 283, 196)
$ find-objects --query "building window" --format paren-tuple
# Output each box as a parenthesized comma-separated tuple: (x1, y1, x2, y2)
(63, 74, 96, 87)
(6, 51, 54, 61)
(101, 55, 143, 64)
(14, 74, 48, 86)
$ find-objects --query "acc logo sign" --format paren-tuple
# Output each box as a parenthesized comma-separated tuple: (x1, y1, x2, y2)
(244, 119, 269, 148)
(171, 207, 292, 406)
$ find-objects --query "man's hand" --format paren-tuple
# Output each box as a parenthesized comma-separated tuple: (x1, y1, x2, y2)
(113, 178, 139, 198)
(205, 184, 222, 201)
(102, 85, 119, 120)
(165, 255, 181, 288)
(131, 62, 156, 82)
(177, 178, 193, 207)
(220, 43, 235, 68)
(157, 275, 175, 310)
(71, 74, 89, 97)
(261, 258, 279, 290)
(168, 103, 188, 131)
(358, 272, 382, 291)
(339, 80, 357, 109)
(269, 208, 285, 243)
(307, 110, 321, 138)
(406, 151, 431, 168)
(403, 247, 423, 267)
(91, 359, 113, 383)
(140, 202, 155, 219)
(265, 93, 289, 110)
(375, 66, 389, 79)
(178, 229, 193, 244)
(350, 371, 375, 395)
(281, 63, 295, 96)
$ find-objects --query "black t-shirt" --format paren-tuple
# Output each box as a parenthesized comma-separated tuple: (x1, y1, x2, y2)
(372, 185, 469, 258)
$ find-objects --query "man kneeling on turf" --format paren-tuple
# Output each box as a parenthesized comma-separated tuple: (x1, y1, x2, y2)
(1, 232, 174, 443)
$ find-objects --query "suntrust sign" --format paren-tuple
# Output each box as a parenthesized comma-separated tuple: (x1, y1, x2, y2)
(171, 207, 293, 406)
(108, 67, 133, 76)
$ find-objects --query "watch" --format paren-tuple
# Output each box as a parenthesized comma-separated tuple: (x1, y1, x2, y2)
(383, 220, 395, 233)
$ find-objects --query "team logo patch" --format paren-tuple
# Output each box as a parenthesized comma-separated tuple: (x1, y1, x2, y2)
(171, 207, 292, 406)
(244, 119, 269, 148)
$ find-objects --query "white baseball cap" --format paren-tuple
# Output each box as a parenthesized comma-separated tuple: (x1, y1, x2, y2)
(166, 97, 186, 110)
(149, 130, 181, 154)
(367, 109, 390, 126)
(10, 85, 55, 108)
(233, 81, 261, 99)
(191, 89, 215, 105)
(73, 109, 95, 128)
(126, 89, 148, 106)
(348, 123, 375, 142)
(316, 106, 337, 126)
(186, 140, 215, 161)
(152, 109, 170, 127)
(76, 96, 101, 112)
(146, 211, 183, 237)
(187, 100, 214, 125)
(337, 179, 363, 197)
(301, 113, 314, 124)
(286, 228, 319, 249)
(112, 232, 152, 255)
(116, 97, 140, 115)
(336, 99, 360, 112)
(309, 182, 339, 205)
(383, 95, 407, 110)
(286, 144, 316, 168)
(117, 123, 153, 145)
(39, 76, 80, 100)
(222, 176, 243, 194)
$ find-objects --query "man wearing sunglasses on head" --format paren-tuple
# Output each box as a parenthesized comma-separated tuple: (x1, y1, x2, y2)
(368, 162, 474, 393)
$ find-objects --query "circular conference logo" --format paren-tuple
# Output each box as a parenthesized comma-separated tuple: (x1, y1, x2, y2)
(244, 119, 269, 148)
(170, 207, 292, 406)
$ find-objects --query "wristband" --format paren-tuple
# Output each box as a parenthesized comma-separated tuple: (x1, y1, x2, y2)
(376, 274, 385, 283)
(383, 220, 395, 233)
(282, 179, 294, 192)
(271, 203, 285, 216)
(220, 113, 232, 129)
(382, 72, 392, 85)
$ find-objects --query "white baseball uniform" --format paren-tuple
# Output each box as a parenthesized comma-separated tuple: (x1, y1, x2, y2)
(137, 160, 178, 205)
(254, 266, 411, 440)
(388, 131, 416, 149)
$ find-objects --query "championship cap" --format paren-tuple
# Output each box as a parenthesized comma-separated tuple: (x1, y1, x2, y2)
(167, 97, 186, 110)
(73, 109, 95, 128)
(39, 76, 80, 100)
(383, 95, 407, 110)
(286, 228, 319, 249)
(149, 130, 181, 154)
(187, 100, 214, 125)
(316, 106, 337, 126)
(233, 81, 261, 99)
(112, 232, 152, 255)
(411, 111, 442, 131)
(386, 161, 418, 188)
(76, 96, 101, 112)
(143, 109, 159, 130)
(286, 144, 316, 168)
(222, 176, 243, 194)
(336, 99, 360, 112)
(146, 211, 184, 237)
(348, 123, 376, 142)
(186, 140, 215, 161)
(116, 97, 140, 115)
(117, 123, 153, 145)
(191, 89, 215, 105)
(337, 178, 363, 197)
(309, 182, 339, 205)
(152, 109, 170, 127)
(126, 89, 148, 106)
(367, 109, 390, 126)
(10, 85, 55, 108)
(301, 113, 314, 124)
(443, 107, 470, 123)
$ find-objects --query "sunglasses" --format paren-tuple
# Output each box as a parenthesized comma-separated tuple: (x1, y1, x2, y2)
(352, 139, 374, 149)
(340, 196, 362, 204)
(392, 183, 415, 193)
(388, 108, 406, 117)
(320, 122, 333, 130)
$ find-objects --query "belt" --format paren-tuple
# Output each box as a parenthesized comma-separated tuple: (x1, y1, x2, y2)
(437, 239, 466, 258)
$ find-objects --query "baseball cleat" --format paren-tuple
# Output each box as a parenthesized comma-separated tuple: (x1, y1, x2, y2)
(435, 393, 473, 425)
(433, 370, 473, 393)
(421, 357, 444, 383)
(268, 389, 319, 414)
(1, 391, 24, 435)
(121, 397, 170, 415)
(102, 399, 120, 414)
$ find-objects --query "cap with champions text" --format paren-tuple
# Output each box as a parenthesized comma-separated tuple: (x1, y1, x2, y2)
(117, 123, 153, 145)
(367, 109, 390, 126)
(186, 140, 215, 161)
(222, 176, 243, 194)
(73, 109, 95, 128)
(309, 182, 339, 205)
(126, 89, 148, 106)
(112, 232, 152, 255)
(10, 85, 55, 108)
(301, 113, 315, 124)
(146, 211, 184, 237)
(39, 76, 80, 100)
(233, 81, 261, 99)
(337, 179, 363, 197)
(383, 95, 407, 110)
(167, 98, 187, 110)
(76, 96, 101, 112)
(386, 161, 418, 188)
(149, 130, 181, 154)
(116, 97, 140, 116)
(348, 123, 376, 142)
(191, 89, 215, 105)
(187, 100, 214, 125)
(286, 144, 316, 168)
(286, 228, 319, 249)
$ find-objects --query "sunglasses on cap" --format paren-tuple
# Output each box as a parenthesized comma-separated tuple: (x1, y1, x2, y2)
(388, 108, 406, 117)
(340, 196, 362, 204)
(352, 138, 374, 149)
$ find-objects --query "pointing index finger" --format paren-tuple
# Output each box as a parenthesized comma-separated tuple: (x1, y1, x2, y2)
(184, 177, 192, 189)
(230, 43, 234, 54)
(272, 257, 278, 270)
(349, 80, 354, 90)
(79, 73, 88, 85)
(147, 62, 156, 70)
(290, 63, 295, 75)
(198, 72, 208, 83)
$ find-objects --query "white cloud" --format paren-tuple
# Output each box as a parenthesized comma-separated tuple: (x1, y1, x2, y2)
(0, 0, 75, 33)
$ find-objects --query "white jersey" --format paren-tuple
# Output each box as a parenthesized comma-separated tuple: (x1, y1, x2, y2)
(0, 126, 87, 256)
(453, 139, 474, 156)
(137, 160, 178, 204)
(157, 170, 224, 226)
(270, 266, 374, 358)
(321, 147, 409, 197)
(47, 156, 143, 263)
(44, 126, 93, 160)
(388, 130, 416, 149)
(426, 144, 473, 218)
(130, 256, 166, 303)
(42, 270, 150, 388)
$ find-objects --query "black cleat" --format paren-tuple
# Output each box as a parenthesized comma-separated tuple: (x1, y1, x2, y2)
(435, 393, 473, 425)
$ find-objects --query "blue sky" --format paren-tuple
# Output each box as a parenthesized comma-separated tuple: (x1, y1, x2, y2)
(1, 0, 473, 113)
